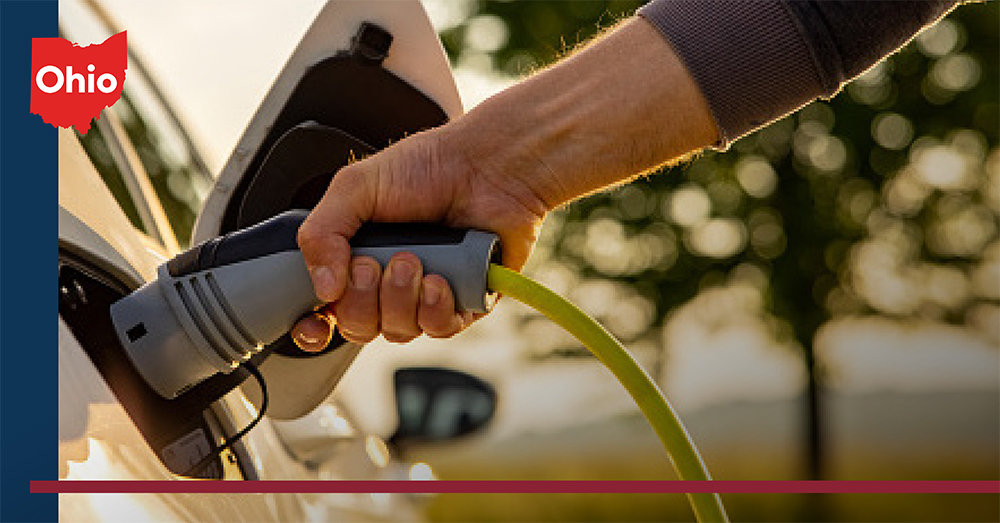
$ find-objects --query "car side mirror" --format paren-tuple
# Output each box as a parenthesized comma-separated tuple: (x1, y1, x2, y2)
(390, 367, 496, 448)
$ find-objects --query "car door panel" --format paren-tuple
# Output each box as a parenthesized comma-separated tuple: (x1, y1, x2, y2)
(58, 1, 451, 520)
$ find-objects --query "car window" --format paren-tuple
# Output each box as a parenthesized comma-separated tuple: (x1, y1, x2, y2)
(111, 78, 210, 246)
(60, 0, 212, 247)
(61, 0, 152, 238)
(74, 122, 148, 235)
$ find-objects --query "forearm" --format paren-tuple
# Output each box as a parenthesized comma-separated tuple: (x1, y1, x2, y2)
(440, 0, 960, 213)
(444, 17, 718, 211)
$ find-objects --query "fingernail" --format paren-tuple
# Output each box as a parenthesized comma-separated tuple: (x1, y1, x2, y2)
(351, 261, 377, 290)
(390, 259, 416, 287)
(423, 282, 441, 306)
(311, 266, 338, 302)
(296, 331, 322, 345)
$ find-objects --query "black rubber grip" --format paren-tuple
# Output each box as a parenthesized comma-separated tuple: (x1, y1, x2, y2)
(168, 211, 308, 277)
(168, 210, 475, 277)
(351, 223, 466, 247)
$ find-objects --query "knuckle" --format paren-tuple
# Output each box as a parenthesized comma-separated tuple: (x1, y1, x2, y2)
(330, 164, 373, 197)
(296, 222, 325, 253)
(336, 161, 366, 179)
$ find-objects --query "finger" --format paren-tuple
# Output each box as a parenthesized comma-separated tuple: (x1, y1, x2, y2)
(291, 312, 334, 352)
(418, 275, 464, 338)
(333, 256, 382, 344)
(297, 164, 376, 302)
(379, 252, 422, 344)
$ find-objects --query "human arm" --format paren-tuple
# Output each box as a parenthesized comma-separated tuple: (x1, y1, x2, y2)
(291, 16, 717, 349)
(292, 1, 962, 350)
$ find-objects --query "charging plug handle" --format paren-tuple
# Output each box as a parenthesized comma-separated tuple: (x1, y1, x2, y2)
(167, 210, 500, 313)
(111, 210, 500, 399)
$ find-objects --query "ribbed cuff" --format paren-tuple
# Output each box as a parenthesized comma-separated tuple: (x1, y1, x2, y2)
(638, 0, 824, 148)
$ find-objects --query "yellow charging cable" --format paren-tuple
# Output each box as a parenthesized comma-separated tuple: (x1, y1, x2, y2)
(487, 264, 729, 523)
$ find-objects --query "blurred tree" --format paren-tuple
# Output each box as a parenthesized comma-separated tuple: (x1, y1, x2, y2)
(441, 0, 999, 482)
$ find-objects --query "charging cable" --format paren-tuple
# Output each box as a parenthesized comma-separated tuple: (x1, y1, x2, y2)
(488, 264, 729, 523)
(183, 362, 268, 478)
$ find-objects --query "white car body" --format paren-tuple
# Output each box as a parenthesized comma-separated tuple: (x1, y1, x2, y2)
(57, 1, 462, 521)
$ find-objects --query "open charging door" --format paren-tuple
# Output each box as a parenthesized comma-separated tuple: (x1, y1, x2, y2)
(192, 0, 463, 420)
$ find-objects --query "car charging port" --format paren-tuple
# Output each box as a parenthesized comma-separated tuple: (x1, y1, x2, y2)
(58, 250, 259, 479)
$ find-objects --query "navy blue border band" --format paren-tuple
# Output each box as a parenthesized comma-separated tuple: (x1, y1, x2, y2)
(1, 1, 59, 522)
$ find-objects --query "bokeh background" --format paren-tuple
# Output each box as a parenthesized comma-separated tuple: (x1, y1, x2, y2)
(82, 0, 998, 521)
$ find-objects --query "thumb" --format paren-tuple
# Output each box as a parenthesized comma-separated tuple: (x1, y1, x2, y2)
(297, 163, 377, 303)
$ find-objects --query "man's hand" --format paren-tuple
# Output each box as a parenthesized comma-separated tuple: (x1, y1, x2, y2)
(290, 17, 718, 351)
(291, 126, 548, 351)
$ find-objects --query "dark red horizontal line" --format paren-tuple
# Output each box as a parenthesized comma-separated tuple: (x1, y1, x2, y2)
(30, 480, 1000, 494)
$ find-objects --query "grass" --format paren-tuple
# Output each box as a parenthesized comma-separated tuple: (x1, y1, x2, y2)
(411, 411, 999, 522)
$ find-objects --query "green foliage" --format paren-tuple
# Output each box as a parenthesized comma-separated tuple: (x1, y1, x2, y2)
(441, 1, 644, 76)
(445, 1, 999, 355)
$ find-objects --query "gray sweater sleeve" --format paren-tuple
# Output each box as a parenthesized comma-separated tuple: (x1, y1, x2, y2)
(637, 0, 959, 148)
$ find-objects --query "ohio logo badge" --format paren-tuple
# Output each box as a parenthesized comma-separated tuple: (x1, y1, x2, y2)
(30, 31, 127, 134)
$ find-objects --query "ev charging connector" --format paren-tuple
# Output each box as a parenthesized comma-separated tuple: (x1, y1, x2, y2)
(110, 210, 500, 399)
